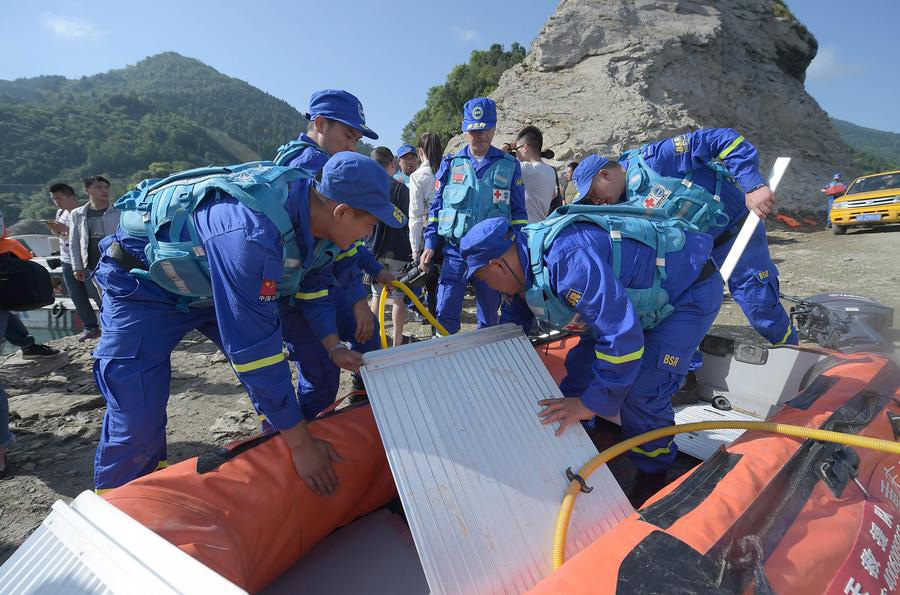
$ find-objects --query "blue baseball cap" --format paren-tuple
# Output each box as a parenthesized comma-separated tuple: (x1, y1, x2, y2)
(307, 89, 378, 140)
(318, 153, 406, 228)
(572, 155, 611, 204)
(462, 98, 497, 132)
(833, 172, 842, 179)
(397, 144, 416, 158)
(461, 218, 515, 279)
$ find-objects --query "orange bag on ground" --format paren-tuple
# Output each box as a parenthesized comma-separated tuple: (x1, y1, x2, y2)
(104, 404, 397, 593)
(530, 353, 900, 594)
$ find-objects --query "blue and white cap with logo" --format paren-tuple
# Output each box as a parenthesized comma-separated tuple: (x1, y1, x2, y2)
(461, 97, 497, 132)
(396, 144, 416, 158)
(318, 153, 406, 228)
(461, 217, 515, 279)
(572, 155, 611, 204)
(307, 89, 378, 140)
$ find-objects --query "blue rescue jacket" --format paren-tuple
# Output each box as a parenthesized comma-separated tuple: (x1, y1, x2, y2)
(524, 205, 693, 331)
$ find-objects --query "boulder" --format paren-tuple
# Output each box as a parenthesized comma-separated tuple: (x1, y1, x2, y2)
(476, 0, 849, 210)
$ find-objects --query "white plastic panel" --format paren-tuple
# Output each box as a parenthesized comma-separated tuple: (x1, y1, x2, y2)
(673, 404, 760, 460)
(362, 324, 633, 595)
(0, 491, 245, 594)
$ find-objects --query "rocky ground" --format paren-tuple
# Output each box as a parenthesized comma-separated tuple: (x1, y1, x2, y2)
(0, 223, 897, 563)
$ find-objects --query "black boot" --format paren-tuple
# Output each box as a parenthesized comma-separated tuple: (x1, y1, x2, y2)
(347, 374, 368, 404)
(628, 470, 669, 509)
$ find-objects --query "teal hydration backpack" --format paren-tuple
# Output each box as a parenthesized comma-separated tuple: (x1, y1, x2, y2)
(116, 162, 311, 302)
(438, 153, 517, 242)
(273, 139, 325, 167)
(621, 147, 732, 233)
(523, 204, 688, 331)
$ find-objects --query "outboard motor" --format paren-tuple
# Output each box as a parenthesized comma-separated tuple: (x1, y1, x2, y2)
(785, 292, 894, 354)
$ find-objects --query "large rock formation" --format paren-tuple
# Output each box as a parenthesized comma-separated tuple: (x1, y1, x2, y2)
(485, 0, 849, 210)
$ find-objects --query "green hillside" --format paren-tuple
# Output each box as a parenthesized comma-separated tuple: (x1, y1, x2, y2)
(831, 118, 900, 174)
(0, 53, 307, 225)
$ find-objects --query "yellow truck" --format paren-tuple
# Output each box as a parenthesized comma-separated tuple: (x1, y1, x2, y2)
(829, 169, 900, 234)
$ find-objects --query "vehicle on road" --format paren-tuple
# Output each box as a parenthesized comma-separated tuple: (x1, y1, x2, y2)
(829, 169, 900, 234)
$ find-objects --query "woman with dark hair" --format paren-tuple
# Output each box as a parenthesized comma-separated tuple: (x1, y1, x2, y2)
(408, 132, 444, 317)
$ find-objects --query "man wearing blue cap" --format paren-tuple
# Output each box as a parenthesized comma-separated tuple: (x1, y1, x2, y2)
(394, 144, 418, 187)
(570, 129, 796, 349)
(460, 214, 722, 504)
(92, 152, 405, 497)
(273, 89, 393, 407)
(418, 97, 528, 334)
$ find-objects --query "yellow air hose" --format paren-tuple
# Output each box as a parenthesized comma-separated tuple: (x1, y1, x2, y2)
(552, 420, 900, 570)
(378, 280, 449, 349)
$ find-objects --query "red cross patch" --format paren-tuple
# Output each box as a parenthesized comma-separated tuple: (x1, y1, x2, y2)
(493, 188, 510, 204)
(259, 279, 277, 302)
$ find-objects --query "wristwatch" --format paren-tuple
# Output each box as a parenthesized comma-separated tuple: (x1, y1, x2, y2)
(327, 341, 351, 360)
(747, 183, 766, 193)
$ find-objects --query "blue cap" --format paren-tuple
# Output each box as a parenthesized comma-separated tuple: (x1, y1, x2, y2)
(572, 155, 610, 204)
(307, 89, 378, 140)
(318, 153, 406, 228)
(833, 172, 842, 179)
(460, 218, 514, 279)
(462, 98, 497, 132)
(397, 144, 416, 158)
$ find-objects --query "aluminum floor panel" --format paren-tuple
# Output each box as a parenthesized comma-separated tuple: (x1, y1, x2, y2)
(362, 324, 632, 595)
(673, 404, 761, 460)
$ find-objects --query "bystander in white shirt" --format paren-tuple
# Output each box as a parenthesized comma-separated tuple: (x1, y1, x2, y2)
(408, 161, 436, 256)
(520, 161, 557, 223)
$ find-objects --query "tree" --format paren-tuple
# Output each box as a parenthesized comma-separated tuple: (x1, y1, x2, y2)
(401, 43, 527, 145)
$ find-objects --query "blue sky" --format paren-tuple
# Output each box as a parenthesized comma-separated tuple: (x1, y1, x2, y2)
(1, 1, 896, 151)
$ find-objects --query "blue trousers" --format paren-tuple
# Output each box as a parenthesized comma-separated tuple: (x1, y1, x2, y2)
(712, 224, 797, 347)
(279, 290, 380, 421)
(91, 257, 226, 490)
(561, 274, 723, 473)
(436, 244, 500, 335)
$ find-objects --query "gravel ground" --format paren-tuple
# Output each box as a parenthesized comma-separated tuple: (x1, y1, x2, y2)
(0, 223, 897, 563)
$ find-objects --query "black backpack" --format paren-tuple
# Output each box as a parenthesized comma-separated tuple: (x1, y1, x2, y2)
(0, 253, 55, 311)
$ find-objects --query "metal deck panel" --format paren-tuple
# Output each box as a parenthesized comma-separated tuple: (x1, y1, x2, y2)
(362, 324, 633, 595)
(673, 404, 761, 460)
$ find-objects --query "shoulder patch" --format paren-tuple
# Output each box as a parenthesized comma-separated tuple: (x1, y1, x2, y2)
(673, 134, 689, 154)
(565, 288, 583, 307)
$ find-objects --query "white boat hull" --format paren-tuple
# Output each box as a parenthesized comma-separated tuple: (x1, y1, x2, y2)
(16, 298, 98, 331)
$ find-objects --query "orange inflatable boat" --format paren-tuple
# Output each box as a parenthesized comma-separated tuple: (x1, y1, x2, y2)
(530, 350, 900, 594)
(102, 403, 396, 593)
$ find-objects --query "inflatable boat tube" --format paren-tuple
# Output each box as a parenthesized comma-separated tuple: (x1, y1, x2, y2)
(530, 352, 900, 594)
(103, 403, 396, 593)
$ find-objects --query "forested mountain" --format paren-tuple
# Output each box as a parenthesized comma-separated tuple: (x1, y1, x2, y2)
(832, 119, 900, 174)
(0, 53, 317, 226)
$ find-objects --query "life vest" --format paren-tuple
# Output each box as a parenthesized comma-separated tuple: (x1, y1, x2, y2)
(523, 204, 687, 331)
(530, 351, 900, 595)
(116, 162, 317, 301)
(621, 148, 732, 233)
(437, 152, 517, 242)
(273, 139, 327, 168)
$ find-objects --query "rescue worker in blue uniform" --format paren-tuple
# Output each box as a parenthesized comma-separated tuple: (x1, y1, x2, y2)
(274, 90, 393, 412)
(394, 143, 417, 186)
(418, 98, 528, 334)
(92, 152, 404, 496)
(461, 214, 722, 504)
(572, 129, 797, 348)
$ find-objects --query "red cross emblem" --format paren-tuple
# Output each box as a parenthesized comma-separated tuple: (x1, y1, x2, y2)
(644, 196, 655, 207)
(494, 189, 502, 200)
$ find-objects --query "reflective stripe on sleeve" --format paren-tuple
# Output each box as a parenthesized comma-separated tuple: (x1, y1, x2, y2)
(335, 241, 363, 261)
(718, 135, 745, 160)
(594, 347, 644, 364)
(294, 289, 329, 300)
(428, 217, 439, 223)
(774, 325, 795, 346)
(630, 439, 674, 458)
(232, 353, 285, 373)
(510, 219, 528, 225)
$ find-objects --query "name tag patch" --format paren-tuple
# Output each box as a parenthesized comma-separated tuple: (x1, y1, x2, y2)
(643, 183, 672, 208)
(451, 166, 466, 184)
(565, 288, 583, 307)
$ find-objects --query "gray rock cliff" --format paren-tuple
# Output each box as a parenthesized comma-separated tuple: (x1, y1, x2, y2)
(479, 0, 849, 210)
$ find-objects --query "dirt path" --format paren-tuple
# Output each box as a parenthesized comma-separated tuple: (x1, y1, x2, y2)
(1, 224, 896, 562)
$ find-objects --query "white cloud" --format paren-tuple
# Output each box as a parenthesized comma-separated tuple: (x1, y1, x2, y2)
(454, 28, 480, 42)
(40, 12, 103, 40)
(807, 46, 857, 82)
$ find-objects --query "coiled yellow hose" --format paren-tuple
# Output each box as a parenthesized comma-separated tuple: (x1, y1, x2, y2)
(552, 420, 900, 570)
(378, 280, 449, 349)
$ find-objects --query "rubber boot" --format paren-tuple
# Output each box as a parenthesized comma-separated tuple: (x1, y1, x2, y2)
(628, 470, 669, 509)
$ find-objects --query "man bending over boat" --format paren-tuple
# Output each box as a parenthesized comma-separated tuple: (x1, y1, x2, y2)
(92, 153, 404, 496)
(460, 212, 722, 505)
